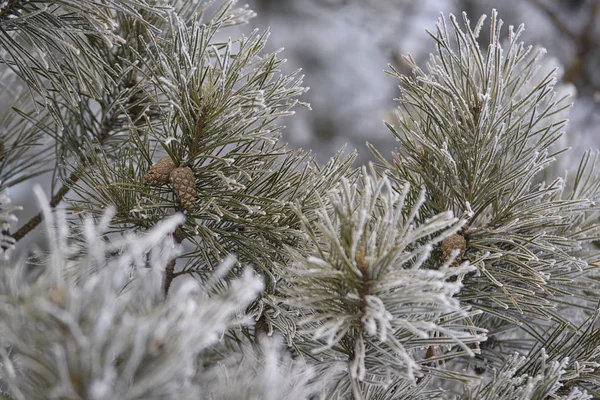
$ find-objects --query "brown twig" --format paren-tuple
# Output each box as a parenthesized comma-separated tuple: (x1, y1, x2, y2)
(162, 228, 185, 298)
(10, 171, 78, 242)
(6, 108, 119, 247)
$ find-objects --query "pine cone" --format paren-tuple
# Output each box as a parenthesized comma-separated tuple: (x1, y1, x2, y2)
(144, 156, 175, 185)
(442, 234, 466, 265)
(169, 167, 196, 210)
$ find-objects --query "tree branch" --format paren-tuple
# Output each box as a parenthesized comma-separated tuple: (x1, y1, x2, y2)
(6, 108, 119, 247)
(162, 227, 185, 298)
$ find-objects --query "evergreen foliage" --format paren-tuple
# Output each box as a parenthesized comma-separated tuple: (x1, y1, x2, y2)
(373, 11, 600, 329)
(1, 1, 600, 399)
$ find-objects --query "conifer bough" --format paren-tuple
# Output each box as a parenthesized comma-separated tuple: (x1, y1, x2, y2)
(1, 1, 600, 399)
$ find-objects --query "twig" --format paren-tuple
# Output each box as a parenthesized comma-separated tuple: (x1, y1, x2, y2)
(162, 228, 185, 298)
(10, 171, 78, 242)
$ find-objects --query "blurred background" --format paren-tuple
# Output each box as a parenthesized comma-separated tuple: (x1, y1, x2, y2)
(235, 0, 600, 165)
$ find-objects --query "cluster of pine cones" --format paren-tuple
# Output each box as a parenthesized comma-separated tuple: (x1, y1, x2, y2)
(144, 157, 196, 210)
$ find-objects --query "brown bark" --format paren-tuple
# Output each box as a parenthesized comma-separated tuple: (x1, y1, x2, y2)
(162, 228, 185, 298)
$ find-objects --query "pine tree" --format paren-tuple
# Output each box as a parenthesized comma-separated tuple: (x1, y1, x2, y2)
(1, 1, 600, 399)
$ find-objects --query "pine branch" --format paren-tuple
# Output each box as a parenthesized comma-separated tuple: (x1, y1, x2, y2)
(0, 0, 158, 106)
(7, 108, 119, 247)
(373, 10, 600, 328)
(279, 168, 486, 393)
(63, 4, 354, 295)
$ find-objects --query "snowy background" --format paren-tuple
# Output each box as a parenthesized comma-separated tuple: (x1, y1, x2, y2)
(5, 0, 600, 252)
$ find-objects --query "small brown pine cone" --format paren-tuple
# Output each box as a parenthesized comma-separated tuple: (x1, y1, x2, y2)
(144, 157, 175, 185)
(169, 167, 196, 210)
(442, 234, 466, 265)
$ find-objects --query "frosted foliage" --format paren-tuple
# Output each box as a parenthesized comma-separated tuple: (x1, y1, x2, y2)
(460, 352, 593, 400)
(0, 188, 264, 400)
(392, 10, 572, 224)
(0, 0, 163, 103)
(2, 1, 600, 399)
(198, 336, 324, 400)
(380, 9, 600, 325)
(280, 169, 486, 395)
